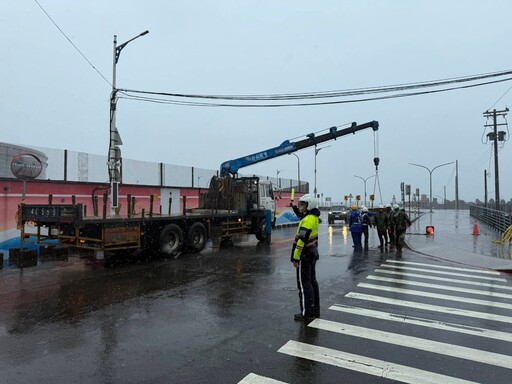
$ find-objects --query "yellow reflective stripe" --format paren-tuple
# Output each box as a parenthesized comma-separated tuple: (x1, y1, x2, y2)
(293, 214, 319, 261)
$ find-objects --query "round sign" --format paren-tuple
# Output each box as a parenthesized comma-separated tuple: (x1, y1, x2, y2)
(11, 153, 43, 179)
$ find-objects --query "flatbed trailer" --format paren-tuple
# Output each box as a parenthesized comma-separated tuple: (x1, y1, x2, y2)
(19, 203, 269, 259)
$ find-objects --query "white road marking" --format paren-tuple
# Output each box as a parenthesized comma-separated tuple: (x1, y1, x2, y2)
(345, 292, 512, 324)
(367, 275, 512, 300)
(278, 340, 480, 384)
(308, 319, 512, 369)
(238, 373, 288, 384)
(385, 260, 501, 275)
(379, 264, 507, 282)
(329, 303, 512, 342)
(375, 268, 512, 291)
(358, 283, 512, 310)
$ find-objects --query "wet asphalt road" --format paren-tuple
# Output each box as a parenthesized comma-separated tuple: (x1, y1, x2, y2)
(1, 213, 512, 383)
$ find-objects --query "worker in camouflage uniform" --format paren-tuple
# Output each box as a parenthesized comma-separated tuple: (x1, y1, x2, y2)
(394, 206, 411, 254)
(374, 204, 389, 248)
(389, 204, 400, 247)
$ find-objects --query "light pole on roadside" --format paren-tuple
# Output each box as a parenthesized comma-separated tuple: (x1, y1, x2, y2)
(409, 161, 454, 212)
(276, 169, 284, 189)
(289, 153, 301, 192)
(314, 145, 331, 198)
(354, 174, 376, 207)
(108, 30, 149, 216)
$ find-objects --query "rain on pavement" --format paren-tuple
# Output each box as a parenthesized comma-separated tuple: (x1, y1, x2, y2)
(1, 209, 512, 383)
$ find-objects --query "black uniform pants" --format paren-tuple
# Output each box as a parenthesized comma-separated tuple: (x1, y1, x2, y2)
(296, 258, 319, 316)
(362, 225, 370, 246)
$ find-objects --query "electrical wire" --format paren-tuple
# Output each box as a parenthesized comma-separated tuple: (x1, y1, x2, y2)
(30, 0, 512, 110)
(487, 84, 512, 111)
(118, 76, 512, 108)
(122, 69, 512, 101)
(33, 0, 111, 86)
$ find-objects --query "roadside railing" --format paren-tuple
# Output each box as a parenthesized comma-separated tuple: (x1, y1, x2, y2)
(470, 205, 512, 232)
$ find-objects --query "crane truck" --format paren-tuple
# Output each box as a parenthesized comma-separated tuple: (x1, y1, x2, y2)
(19, 120, 378, 259)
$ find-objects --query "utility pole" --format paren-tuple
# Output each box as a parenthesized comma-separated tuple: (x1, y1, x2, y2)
(483, 108, 508, 211)
(484, 170, 488, 207)
(109, 30, 149, 216)
(455, 160, 459, 210)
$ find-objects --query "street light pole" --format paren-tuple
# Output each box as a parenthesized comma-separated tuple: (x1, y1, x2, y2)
(354, 174, 376, 207)
(314, 145, 330, 198)
(276, 169, 284, 189)
(109, 30, 149, 216)
(289, 153, 301, 192)
(409, 161, 454, 212)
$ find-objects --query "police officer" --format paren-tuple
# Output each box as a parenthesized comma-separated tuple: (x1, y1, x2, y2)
(291, 194, 320, 321)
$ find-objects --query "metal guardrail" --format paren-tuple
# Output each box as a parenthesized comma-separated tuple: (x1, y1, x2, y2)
(470, 205, 512, 232)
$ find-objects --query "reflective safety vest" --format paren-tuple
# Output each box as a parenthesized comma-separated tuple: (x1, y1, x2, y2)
(291, 212, 319, 262)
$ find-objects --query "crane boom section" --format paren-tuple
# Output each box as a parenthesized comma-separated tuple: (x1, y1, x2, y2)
(220, 120, 379, 176)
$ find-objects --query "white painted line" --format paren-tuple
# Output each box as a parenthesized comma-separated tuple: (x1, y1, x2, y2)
(345, 292, 512, 324)
(385, 260, 501, 275)
(238, 373, 288, 384)
(278, 340, 479, 384)
(367, 275, 512, 300)
(329, 304, 512, 343)
(379, 264, 506, 282)
(309, 319, 512, 369)
(358, 282, 512, 310)
(375, 268, 512, 291)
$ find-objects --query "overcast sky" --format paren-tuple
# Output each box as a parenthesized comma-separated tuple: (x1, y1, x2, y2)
(2, 1, 512, 204)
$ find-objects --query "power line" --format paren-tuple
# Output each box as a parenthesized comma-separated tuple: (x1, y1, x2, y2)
(118, 76, 512, 108)
(30, 0, 512, 111)
(33, 0, 111, 86)
(122, 69, 512, 101)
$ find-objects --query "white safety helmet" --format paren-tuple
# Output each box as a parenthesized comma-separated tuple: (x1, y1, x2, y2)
(378, 204, 384, 209)
(385, 204, 391, 208)
(393, 204, 400, 210)
(298, 194, 318, 210)
(362, 206, 369, 212)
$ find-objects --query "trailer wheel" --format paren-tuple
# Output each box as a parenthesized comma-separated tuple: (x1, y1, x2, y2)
(160, 224, 184, 256)
(255, 218, 268, 242)
(187, 222, 208, 253)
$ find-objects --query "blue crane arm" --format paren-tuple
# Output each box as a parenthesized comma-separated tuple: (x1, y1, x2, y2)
(220, 120, 379, 176)
(220, 140, 297, 176)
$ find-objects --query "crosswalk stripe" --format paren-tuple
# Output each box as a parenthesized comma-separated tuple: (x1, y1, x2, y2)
(375, 268, 512, 291)
(345, 292, 512, 324)
(309, 318, 512, 369)
(385, 260, 501, 275)
(329, 303, 512, 343)
(367, 275, 512, 300)
(238, 373, 288, 384)
(278, 340, 480, 384)
(358, 282, 512, 310)
(379, 264, 507, 282)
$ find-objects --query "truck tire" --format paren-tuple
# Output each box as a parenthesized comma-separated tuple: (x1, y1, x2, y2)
(160, 223, 184, 256)
(186, 222, 208, 253)
(255, 218, 268, 242)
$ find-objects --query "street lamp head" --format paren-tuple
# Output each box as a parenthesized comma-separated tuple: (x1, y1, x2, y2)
(140, 30, 149, 36)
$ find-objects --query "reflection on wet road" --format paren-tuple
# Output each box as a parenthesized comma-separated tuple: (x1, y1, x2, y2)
(1, 215, 512, 383)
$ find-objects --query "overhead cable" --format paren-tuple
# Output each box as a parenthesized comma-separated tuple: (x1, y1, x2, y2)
(118, 76, 512, 108)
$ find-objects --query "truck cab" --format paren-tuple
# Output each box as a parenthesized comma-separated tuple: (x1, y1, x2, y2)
(258, 179, 276, 224)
